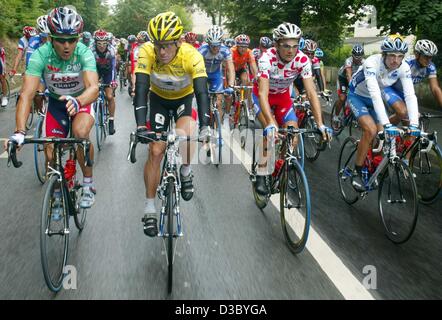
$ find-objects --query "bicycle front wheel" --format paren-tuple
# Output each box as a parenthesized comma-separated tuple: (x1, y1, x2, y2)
(304, 117, 321, 162)
(214, 109, 222, 166)
(33, 116, 46, 184)
(40, 175, 69, 292)
(409, 143, 442, 204)
(239, 102, 249, 149)
(95, 102, 104, 150)
(280, 159, 311, 254)
(378, 160, 418, 244)
(337, 136, 360, 204)
(26, 104, 35, 130)
(165, 182, 175, 294)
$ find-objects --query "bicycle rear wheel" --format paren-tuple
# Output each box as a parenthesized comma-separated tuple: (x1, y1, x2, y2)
(214, 109, 222, 166)
(33, 116, 46, 184)
(280, 159, 311, 254)
(378, 160, 418, 244)
(95, 101, 105, 150)
(26, 104, 35, 130)
(337, 136, 360, 204)
(165, 182, 175, 294)
(304, 117, 321, 162)
(409, 143, 442, 204)
(40, 175, 69, 292)
(73, 180, 88, 231)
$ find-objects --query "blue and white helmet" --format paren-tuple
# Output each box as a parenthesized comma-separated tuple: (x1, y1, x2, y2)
(381, 34, 408, 54)
(352, 44, 364, 56)
(259, 36, 273, 49)
(206, 25, 224, 45)
(36, 15, 50, 34)
(415, 39, 438, 56)
(47, 6, 84, 35)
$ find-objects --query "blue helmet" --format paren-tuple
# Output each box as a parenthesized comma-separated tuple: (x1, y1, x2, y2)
(259, 36, 273, 49)
(315, 48, 324, 58)
(352, 44, 364, 56)
(298, 37, 305, 50)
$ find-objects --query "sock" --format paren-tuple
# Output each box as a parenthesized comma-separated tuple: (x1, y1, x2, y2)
(180, 165, 191, 177)
(144, 198, 156, 214)
(83, 176, 93, 188)
(109, 117, 114, 121)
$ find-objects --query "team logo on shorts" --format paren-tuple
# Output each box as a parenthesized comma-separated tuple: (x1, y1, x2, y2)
(155, 113, 165, 125)
(177, 104, 185, 117)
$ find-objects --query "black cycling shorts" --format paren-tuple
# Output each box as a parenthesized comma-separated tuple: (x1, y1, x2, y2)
(149, 92, 194, 132)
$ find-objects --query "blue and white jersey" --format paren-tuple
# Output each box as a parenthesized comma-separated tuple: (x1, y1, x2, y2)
(25, 35, 44, 67)
(349, 54, 418, 126)
(198, 44, 232, 74)
(405, 55, 437, 85)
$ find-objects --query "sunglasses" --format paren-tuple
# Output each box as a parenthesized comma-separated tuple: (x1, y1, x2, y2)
(386, 53, 405, 59)
(52, 36, 79, 44)
(280, 43, 299, 50)
(209, 44, 221, 48)
(153, 41, 177, 50)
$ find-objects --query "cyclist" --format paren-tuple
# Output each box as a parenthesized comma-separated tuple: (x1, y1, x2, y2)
(253, 22, 330, 195)
(198, 25, 235, 131)
(92, 29, 118, 135)
(116, 38, 128, 86)
(0, 42, 7, 107)
(256, 36, 273, 59)
(9, 26, 37, 77)
(332, 44, 365, 125)
(232, 34, 257, 85)
(127, 34, 138, 96)
(184, 31, 200, 49)
(134, 12, 210, 237)
(4, 6, 99, 208)
(383, 39, 442, 123)
(348, 34, 420, 192)
(315, 48, 329, 96)
(80, 31, 93, 49)
(303, 39, 327, 94)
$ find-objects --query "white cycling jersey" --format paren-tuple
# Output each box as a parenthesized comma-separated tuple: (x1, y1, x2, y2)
(349, 54, 418, 126)
(256, 47, 312, 95)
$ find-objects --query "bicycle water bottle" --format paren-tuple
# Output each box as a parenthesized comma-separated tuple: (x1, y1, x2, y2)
(272, 159, 285, 178)
(64, 159, 76, 189)
(257, 130, 276, 176)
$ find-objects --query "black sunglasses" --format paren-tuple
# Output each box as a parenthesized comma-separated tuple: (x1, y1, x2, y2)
(52, 36, 79, 44)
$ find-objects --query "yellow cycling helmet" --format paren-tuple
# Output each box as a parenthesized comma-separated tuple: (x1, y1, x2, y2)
(148, 12, 183, 42)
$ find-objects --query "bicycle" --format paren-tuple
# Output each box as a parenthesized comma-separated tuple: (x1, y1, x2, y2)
(230, 85, 254, 149)
(207, 90, 224, 166)
(10, 74, 41, 130)
(33, 90, 49, 184)
(294, 94, 328, 162)
(7, 134, 93, 292)
(127, 111, 207, 294)
(250, 126, 318, 254)
(399, 112, 442, 204)
(94, 83, 111, 150)
(337, 129, 418, 244)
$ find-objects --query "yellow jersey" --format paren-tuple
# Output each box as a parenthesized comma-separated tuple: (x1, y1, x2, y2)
(135, 42, 207, 100)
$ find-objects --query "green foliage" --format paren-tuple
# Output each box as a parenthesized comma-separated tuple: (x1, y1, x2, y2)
(323, 44, 352, 67)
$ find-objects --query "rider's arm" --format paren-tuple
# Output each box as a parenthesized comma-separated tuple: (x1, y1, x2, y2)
(345, 67, 352, 84)
(134, 73, 149, 127)
(15, 75, 40, 132)
(193, 77, 210, 128)
(225, 59, 235, 87)
(400, 68, 419, 127)
(257, 77, 275, 126)
(11, 49, 24, 73)
(364, 61, 390, 126)
(75, 70, 99, 107)
(428, 77, 442, 108)
(303, 77, 324, 127)
(111, 53, 117, 82)
(249, 56, 258, 78)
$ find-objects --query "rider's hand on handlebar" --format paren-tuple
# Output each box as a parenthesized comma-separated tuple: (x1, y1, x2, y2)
(60, 95, 81, 117)
(319, 124, 333, 142)
(4, 130, 25, 151)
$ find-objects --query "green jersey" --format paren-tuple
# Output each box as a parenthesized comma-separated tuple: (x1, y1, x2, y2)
(26, 42, 97, 98)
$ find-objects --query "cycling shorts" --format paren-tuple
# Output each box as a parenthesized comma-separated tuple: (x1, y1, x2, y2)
(43, 96, 94, 138)
(382, 86, 404, 108)
(149, 92, 197, 133)
(252, 90, 297, 126)
(98, 69, 113, 85)
(207, 71, 224, 93)
(348, 91, 380, 124)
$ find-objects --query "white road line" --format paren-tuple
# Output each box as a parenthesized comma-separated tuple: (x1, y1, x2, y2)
(224, 132, 375, 300)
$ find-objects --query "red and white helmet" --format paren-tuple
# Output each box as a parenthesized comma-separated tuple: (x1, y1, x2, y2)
(304, 39, 318, 53)
(47, 6, 84, 36)
(185, 31, 197, 43)
(235, 34, 250, 46)
(94, 29, 108, 41)
(23, 26, 37, 38)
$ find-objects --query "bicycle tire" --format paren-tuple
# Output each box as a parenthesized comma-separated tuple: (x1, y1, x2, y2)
(304, 117, 321, 162)
(166, 181, 174, 294)
(95, 101, 104, 150)
(33, 116, 46, 184)
(40, 175, 69, 292)
(73, 183, 87, 231)
(280, 159, 311, 254)
(214, 109, 222, 166)
(251, 127, 269, 209)
(239, 101, 249, 149)
(337, 136, 360, 204)
(409, 143, 442, 204)
(26, 104, 35, 130)
(378, 160, 418, 244)
(330, 104, 345, 136)
(1, 77, 11, 104)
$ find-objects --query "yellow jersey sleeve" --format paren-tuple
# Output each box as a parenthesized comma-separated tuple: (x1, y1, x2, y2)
(135, 42, 154, 75)
(184, 45, 207, 79)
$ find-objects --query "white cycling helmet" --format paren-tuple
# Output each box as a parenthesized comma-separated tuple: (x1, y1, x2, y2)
(273, 22, 302, 41)
(304, 39, 318, 53)
(36, 15, 50, 34)
(415, 39, 438, 56)
(381, 34, 408, 54)
(206, 25, 224, 45)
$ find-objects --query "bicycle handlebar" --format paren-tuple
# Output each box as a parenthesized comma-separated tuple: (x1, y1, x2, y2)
(420, 112, 442, 119)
